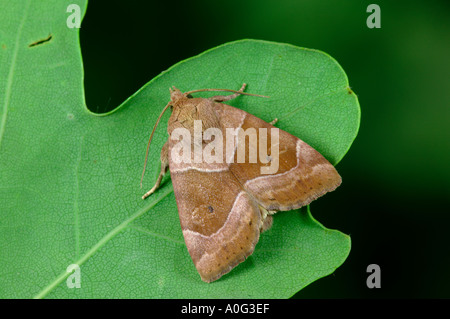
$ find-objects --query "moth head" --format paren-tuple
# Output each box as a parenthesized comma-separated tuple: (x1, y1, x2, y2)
(169, 86, 185, 104)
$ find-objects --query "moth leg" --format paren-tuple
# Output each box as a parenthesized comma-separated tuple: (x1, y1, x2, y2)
(269, 118, 278, 125)
(208, 83, 247, 102)
(142, 140, 169, 200)
(259, 206, 274, 233)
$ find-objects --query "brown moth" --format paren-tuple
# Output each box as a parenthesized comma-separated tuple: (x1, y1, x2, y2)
(141, 84, 341, 283)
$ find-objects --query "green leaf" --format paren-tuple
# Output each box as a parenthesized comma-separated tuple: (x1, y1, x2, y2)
(0, 1, 360, 298)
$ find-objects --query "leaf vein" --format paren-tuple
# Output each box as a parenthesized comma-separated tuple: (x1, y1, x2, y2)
(0, 0, 31, 150)
(279, 86, 349, 120)
(33, 186, 173, 299)
(127, 225, 185, 245)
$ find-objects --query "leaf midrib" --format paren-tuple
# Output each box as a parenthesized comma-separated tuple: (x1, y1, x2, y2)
(33, 185, 174, 299)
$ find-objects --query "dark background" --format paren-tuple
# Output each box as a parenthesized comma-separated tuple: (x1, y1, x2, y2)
(80, 0, 450, 298)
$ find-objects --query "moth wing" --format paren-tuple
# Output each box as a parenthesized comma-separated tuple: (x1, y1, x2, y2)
(215, 103, 342, 211)
(168, 148, 263, 283)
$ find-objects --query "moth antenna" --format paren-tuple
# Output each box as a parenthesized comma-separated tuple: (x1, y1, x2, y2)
(140, 100, 172, 188)
(184, 88, 270, 98)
